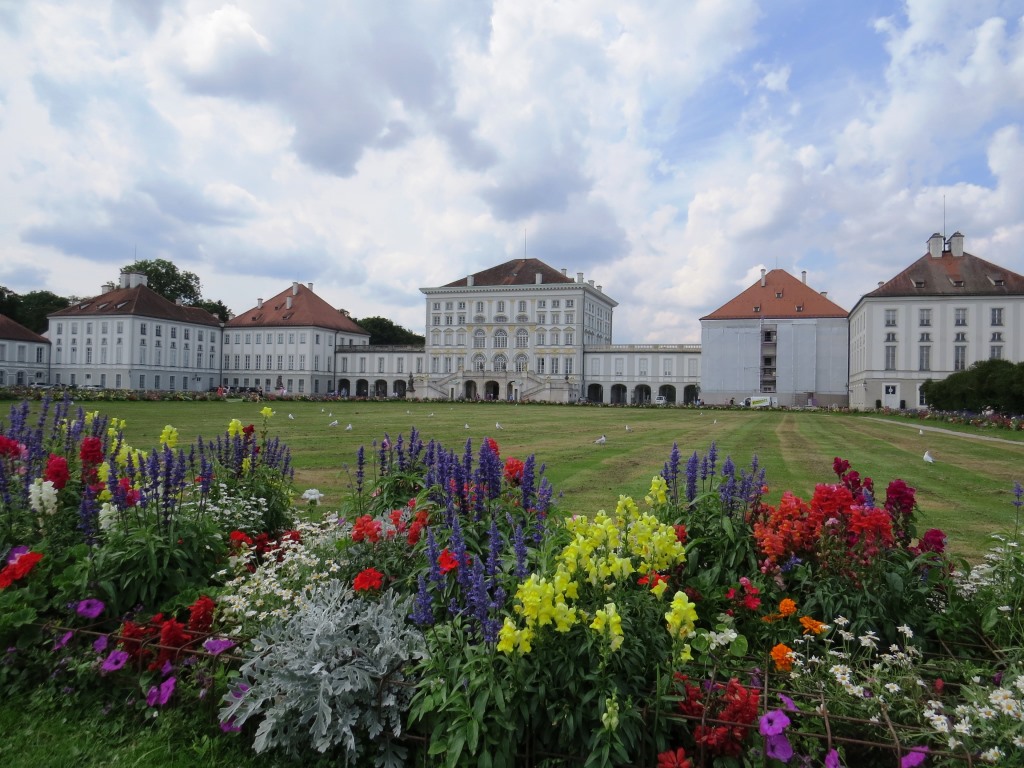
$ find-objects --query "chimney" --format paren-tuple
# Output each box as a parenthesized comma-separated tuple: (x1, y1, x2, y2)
(760, 269, 766, 287)
(307, 282, 313, 290)
(928, 232, 943, 258)
(948, 231, 964, 257)
(820, 291, 828, 298)
(801, 270, 807, 284)
(878, 281, 884, 288)
(101, 281, 115, 294)
(577, 271, 584, 283)
(561, 268, 567, 276)
(588, 279, 595, 287)
(286, 296, 293, 309)
(535, 272, 542, 284)
(467, 275, 474, 286)
(596, 285, 602, 293)
(176, 297, 183, 305)
(257, 298, 263, 309)
(291, 281, 299, 295)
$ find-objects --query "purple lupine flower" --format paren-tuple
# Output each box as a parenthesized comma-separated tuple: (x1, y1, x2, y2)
(355, 446, 365, 495)
(510, 518, 529, 579)
(707, 441, 718, 477)
(536, 476, 553, 518)
(685, 451, 699, 503)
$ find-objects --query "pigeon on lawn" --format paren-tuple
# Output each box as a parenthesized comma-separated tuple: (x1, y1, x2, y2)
(594, 435, 607, 445)
(288, 414, 295, 420)
(923, 451, 935, 463)
(495, 422, 504, 430)
(328, 420, 339, 427)
(464, 423, 470, 429)
(625, 425, 633, 432)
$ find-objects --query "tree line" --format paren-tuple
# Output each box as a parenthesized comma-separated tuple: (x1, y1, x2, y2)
(921, 358, 1024, 413)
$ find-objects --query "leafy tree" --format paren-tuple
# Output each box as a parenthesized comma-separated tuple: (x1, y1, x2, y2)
(353, 316, 425, 346)
(15, 290, 71, 334)
(192, 298, 231, 323)
(120, 259, 202, 305)
(921, 359, 1024, 413)
(0, 286, 19, 320)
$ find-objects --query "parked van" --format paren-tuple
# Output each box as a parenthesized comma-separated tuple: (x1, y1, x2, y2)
(654, 395, 669, 406)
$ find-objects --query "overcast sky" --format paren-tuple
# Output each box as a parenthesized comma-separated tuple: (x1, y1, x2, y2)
(1, 1, 1022, 342)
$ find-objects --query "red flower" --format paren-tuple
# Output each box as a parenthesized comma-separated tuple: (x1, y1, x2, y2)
(351, 515, 382, 544)
(438, 548, 460, 574)
(0, 435, 22, 458)
(79, 436, 104, 466)
(188, 595, 216, 633)
(150, 618, 192, 670)
(242, 424, 255, 437)
(503, 457, 525, 485)
(229, 530, 254, 548)
(44, 454, 70, 490)
(638, 572, 667, 588)
(0, 551, 44, 589)
(674, 524, 688, 544)
(657, 748, 693, 768)
(484, 437, 500, 457)
(353, 567, 384, 591)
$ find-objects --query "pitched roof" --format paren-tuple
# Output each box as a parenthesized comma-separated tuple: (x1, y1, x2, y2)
(701, 269, 848, 321)
(48, 284, 221, 326)
(863, 250, 1024, 298)
(0, 313, 50, 344)
(228, 283, 369, 335)
(442, 258, 576, 288)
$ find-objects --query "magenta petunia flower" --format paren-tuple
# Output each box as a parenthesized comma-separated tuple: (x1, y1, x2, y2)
(76, 598, 105, 619)
(100, 649, 129, 673)
(53, 631, 73, 651)
(825, 749, 842, 768)
(777, 693, 798, 712)
(759, 708, 791, 736)
(765, 733, 793, 762)
(5, 545, 29, 564)
(93, 635, 108, 653)
(203, 638, 236, 656)
(901, 747, 929, 768)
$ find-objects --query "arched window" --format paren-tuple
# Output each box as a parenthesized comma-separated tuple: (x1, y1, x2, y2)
(493, 354, 507, 372)
(515, 329, 529, 348)
(474, 330, 486, 348)
(493, 330, 508, 349)
(514, 354, 528, 373)
(473, 354, 486, 372)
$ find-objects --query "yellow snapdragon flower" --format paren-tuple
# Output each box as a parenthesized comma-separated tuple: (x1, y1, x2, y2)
(159, 424, 179, 449)
(645, 475, 668, 506)
(260, 406, 275, 419)
(665, 591, 698, 641)
(228, 418, 244, 437)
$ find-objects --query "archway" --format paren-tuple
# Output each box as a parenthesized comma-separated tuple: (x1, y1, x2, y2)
(394, 379, 407, 398)
(337, 378, 351, 397)
(658, 385, 677, 404)
(683, 384, 699, 405)
(464, 380, 478, 400)
(611, 383, 628, 404)
(633, 384, 652, 405)
(484, 380, 500, 400)
(356, 379, 369, 397)
(506, 381, 516, 401)
(374, 379, 388, 397)
(587, 383, 603, 403)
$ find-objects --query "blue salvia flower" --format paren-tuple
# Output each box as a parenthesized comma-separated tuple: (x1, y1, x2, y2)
(707, 441, 718, 477)
(478, 438, 503, 502)
(408, 427, 424, 466)
(78, 486, 100, 545)
(536, 477, 553, 518)
(355, 446, 365, 495)
(485, 514, 502, 580)
(395, 433, 406, 473)
(1013, 481, 1023, 509)
(410, 576, 435, 627)
(509, 515, 529, 579)
(425, 527, 443, 585)
(700, 454, 709, 483)
(719, 456, 737, 514)
(661, 442, 681, 505)
(686, 451, 699, 502)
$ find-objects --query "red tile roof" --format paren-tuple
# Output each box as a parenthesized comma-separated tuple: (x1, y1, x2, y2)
(228, 283, 369, 335)
(443, 258, 576, 287)
(701, 269, 848, 321)
(0, 313, 50, 344)
(48, 284, 221, 326)
(864, 251, 1024, 298)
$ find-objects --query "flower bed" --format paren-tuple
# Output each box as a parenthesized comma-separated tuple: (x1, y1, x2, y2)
(2, 395, 1023, 766)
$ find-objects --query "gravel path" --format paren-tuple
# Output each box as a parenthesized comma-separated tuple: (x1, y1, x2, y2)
(865, 417, 1024, 447)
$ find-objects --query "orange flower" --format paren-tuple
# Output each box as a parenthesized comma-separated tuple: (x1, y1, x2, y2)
(771, 643, 794, 672)
(799, 616, 827, 635)
(779, 598, 797, 617)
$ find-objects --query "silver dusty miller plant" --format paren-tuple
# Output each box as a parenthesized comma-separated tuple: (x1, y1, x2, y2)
(220, 579, 426, 766)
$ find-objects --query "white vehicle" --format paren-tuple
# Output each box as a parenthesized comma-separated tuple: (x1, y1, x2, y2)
(744, 395, 778, 408)
(654, 395, 669, 406)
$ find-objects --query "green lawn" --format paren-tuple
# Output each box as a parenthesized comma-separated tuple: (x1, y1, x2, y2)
(11, 398, 1020, 560)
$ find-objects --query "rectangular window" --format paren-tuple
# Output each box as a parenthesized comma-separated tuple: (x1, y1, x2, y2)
(918, 346, 930, 371)
(299, 333, 306, 344)
(36, 347, 44, 363)
(551, 358, 559, 375)
(615, 358, 624, 375)
(234, 333, 240, 344)
(416, 358, 423, 373)
(255, 355, 261, 370)
(245, 333, 251, 344)
(341, 358, 348, 373)
(919, 308, 931, 326)
(298, 354, 305, 369)
(233, 354, 240, 368)
(535, 357, 545, 374)
(955, 308, 968, 326)
(277, 355, 283, 370)
(919, 333, 931, 342)
(287, 355, 294, 370)
(884, 346, 896, 370)
(359, 357, 366, 373)
(277, 333, 284, 344)
(991, 345, 1003, 360)
(884, 309, 897, 327)
(378, 357, 385, 373)
(139, 322, 147, 336)
(397, 358, 403, 373)
(244, 355, 251, 370)
(313, 355, 319, 371)
(565, 299, 574, 308)
(954, 345, 967, 371)
(991, 307, 1004, 326)
(115, 374, 121, 388)
(139, 374, 145, 389)
(155, 325, 162, 337)
(566, 357, 573, 374)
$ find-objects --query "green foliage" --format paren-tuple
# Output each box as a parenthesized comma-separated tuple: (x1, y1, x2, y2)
(220, 580, 426, 765)
(119, 258, 203, 305)
(352, 316, 425, 345)
(922, 358, 1024, 413)
(91, 515, 226, 615)
(2, 290, 71, 334)
(191, 298, 231, 322)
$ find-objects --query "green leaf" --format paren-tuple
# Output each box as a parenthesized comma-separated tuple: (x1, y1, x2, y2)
(729, 635, 749, 657)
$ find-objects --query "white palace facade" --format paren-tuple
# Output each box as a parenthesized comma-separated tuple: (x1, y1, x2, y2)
(26, 231, 1024, 409)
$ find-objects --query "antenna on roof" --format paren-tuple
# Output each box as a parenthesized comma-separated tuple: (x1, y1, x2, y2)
(524, 227, 527, 258)
(943, 194, 946, 241)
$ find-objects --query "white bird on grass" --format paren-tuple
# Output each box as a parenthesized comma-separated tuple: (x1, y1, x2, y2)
(345, 423, 353, 431)
(625, 425, 633, 432)
(713, 419, 718, 425)
(328, 412, 333, 417)
(464, 423, 470, 430)
(428, 412, 434, 417)
(495, 422, 504, 430)
(288, 413, 295, 420)
(328, 420, 339, 427)
(594, 435, 607, 445)
(919, 429, 924, 435)
(923, 451, 935, 463)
